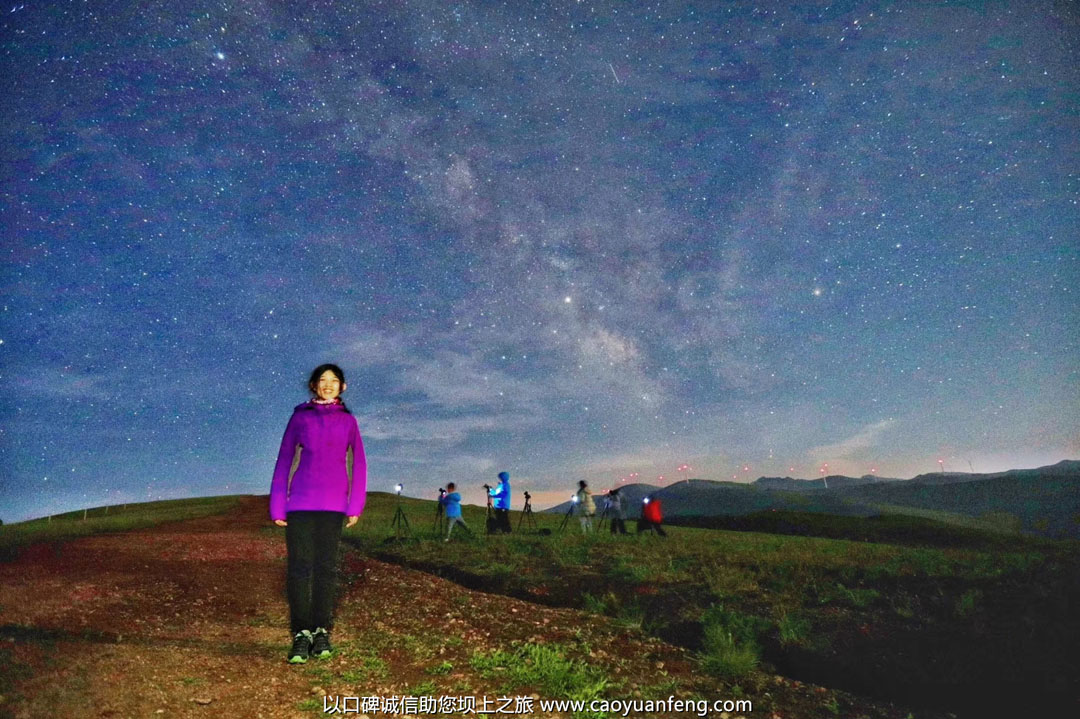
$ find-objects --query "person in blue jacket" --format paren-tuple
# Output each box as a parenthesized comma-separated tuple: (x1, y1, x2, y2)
(441, 482, 470, 541)
(489, 471, 512, 533)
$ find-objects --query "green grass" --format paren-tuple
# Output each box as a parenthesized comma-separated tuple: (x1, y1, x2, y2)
(699, 605, 763, 678)
(955, 588, 982, 617)
(341, 494, 1075, 625)
(776, 611, 811, 647)
(340, 492, 1080, 710)
(336, 637, 390, 681)
(425, 660, 454, 675)
(408, 679, 438, 696)
(469, 641, 611, 713)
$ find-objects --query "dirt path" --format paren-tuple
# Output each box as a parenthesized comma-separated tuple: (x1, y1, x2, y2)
(0, 498, 924, 719)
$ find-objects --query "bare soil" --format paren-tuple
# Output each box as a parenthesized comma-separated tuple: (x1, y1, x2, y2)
(0, 497, 934, 719)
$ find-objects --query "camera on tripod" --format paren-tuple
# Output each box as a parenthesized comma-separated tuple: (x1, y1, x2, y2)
(482, 483, 492, 491)
(523, 491, 531, 501)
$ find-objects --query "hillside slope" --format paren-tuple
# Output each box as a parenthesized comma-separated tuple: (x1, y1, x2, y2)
(544, 461, 1080, 538)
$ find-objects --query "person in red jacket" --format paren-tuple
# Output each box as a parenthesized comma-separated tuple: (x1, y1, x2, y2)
(637, 495, 667, 537)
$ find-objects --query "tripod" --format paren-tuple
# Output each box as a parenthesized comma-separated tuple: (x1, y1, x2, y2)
(517, 496, 537, 532)
(390, 493, 411, 540)
(558, 502, 576, 533)
(433, 493, 447, 536)
(595, 502, 611, 532)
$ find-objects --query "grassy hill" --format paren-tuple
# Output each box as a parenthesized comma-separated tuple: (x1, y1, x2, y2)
(839, 472, 1080, 537)
(0, 495, 245, 561)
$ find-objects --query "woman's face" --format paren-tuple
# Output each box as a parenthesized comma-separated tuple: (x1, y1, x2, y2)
(314, 370, 345, 401)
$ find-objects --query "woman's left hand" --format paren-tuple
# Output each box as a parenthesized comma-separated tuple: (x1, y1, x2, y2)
(345, 515, 359, 528)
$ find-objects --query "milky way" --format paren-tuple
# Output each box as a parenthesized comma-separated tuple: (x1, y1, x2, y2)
(1, 1, 1077, 521)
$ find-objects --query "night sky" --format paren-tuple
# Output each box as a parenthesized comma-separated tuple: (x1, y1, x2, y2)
(2, 1, 1077, 523)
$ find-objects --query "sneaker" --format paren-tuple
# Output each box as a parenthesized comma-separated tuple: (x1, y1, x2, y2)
(311, 627, 332, 658)
(288, 630, 312, 664)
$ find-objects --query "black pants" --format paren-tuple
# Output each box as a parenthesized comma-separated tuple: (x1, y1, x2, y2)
(636, 518, 667, 537)
(285, 510, 344, 634)
(610, 517, 628, 535)
(494, 508, 512, 533)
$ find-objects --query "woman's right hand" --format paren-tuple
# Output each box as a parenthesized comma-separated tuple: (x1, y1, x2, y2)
(274, 519, 287, 527)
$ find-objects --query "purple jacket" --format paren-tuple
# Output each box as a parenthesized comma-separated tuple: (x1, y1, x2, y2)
(269, 401, 367, 521)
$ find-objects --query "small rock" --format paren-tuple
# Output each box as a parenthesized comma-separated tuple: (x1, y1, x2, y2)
(192, 697, 212, 706)
(311, 687, 326, 697)
(155, 710, 165, 715)
(654, 661, 664, 669)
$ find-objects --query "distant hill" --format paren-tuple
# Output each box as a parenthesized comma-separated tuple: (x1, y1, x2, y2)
(542, 461, 1080, 538)
(837, 463, 1080, 537)
(909, 459, 1080, 485)
(754, 474, 903, 491)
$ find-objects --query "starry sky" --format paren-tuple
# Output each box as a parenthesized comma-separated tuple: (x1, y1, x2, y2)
(1, 1, 1078, 523)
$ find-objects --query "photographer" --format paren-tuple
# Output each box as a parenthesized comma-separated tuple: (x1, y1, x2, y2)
(574, 480, 595, 533)
(487, 471, 512, 534)
(440, 483, 469, 541)
(605, 487, 628, 535)
(637, 494, 667, 537)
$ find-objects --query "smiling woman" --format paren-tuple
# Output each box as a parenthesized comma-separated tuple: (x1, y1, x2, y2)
(270, 363, 368, 664)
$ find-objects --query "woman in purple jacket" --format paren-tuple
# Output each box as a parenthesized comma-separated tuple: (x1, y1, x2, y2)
(270, 364, 367, 663)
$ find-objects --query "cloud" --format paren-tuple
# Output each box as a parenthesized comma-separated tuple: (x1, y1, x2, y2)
(356, 412, 534, 445)
(9, 370, 113, 401)
(410, 351, 542, 410)
(337, 325, 549, 453)
(809, 419, 896, 463)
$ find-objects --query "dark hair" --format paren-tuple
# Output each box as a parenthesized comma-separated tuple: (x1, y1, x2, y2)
(578, 480, 588, 489)
(306, 363, 351, 414)
(447, 482, 456, 491)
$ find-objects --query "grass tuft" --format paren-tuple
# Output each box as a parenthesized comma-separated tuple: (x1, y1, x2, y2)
(470, 642, 610, 705)
(700, 605, 761, 678)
